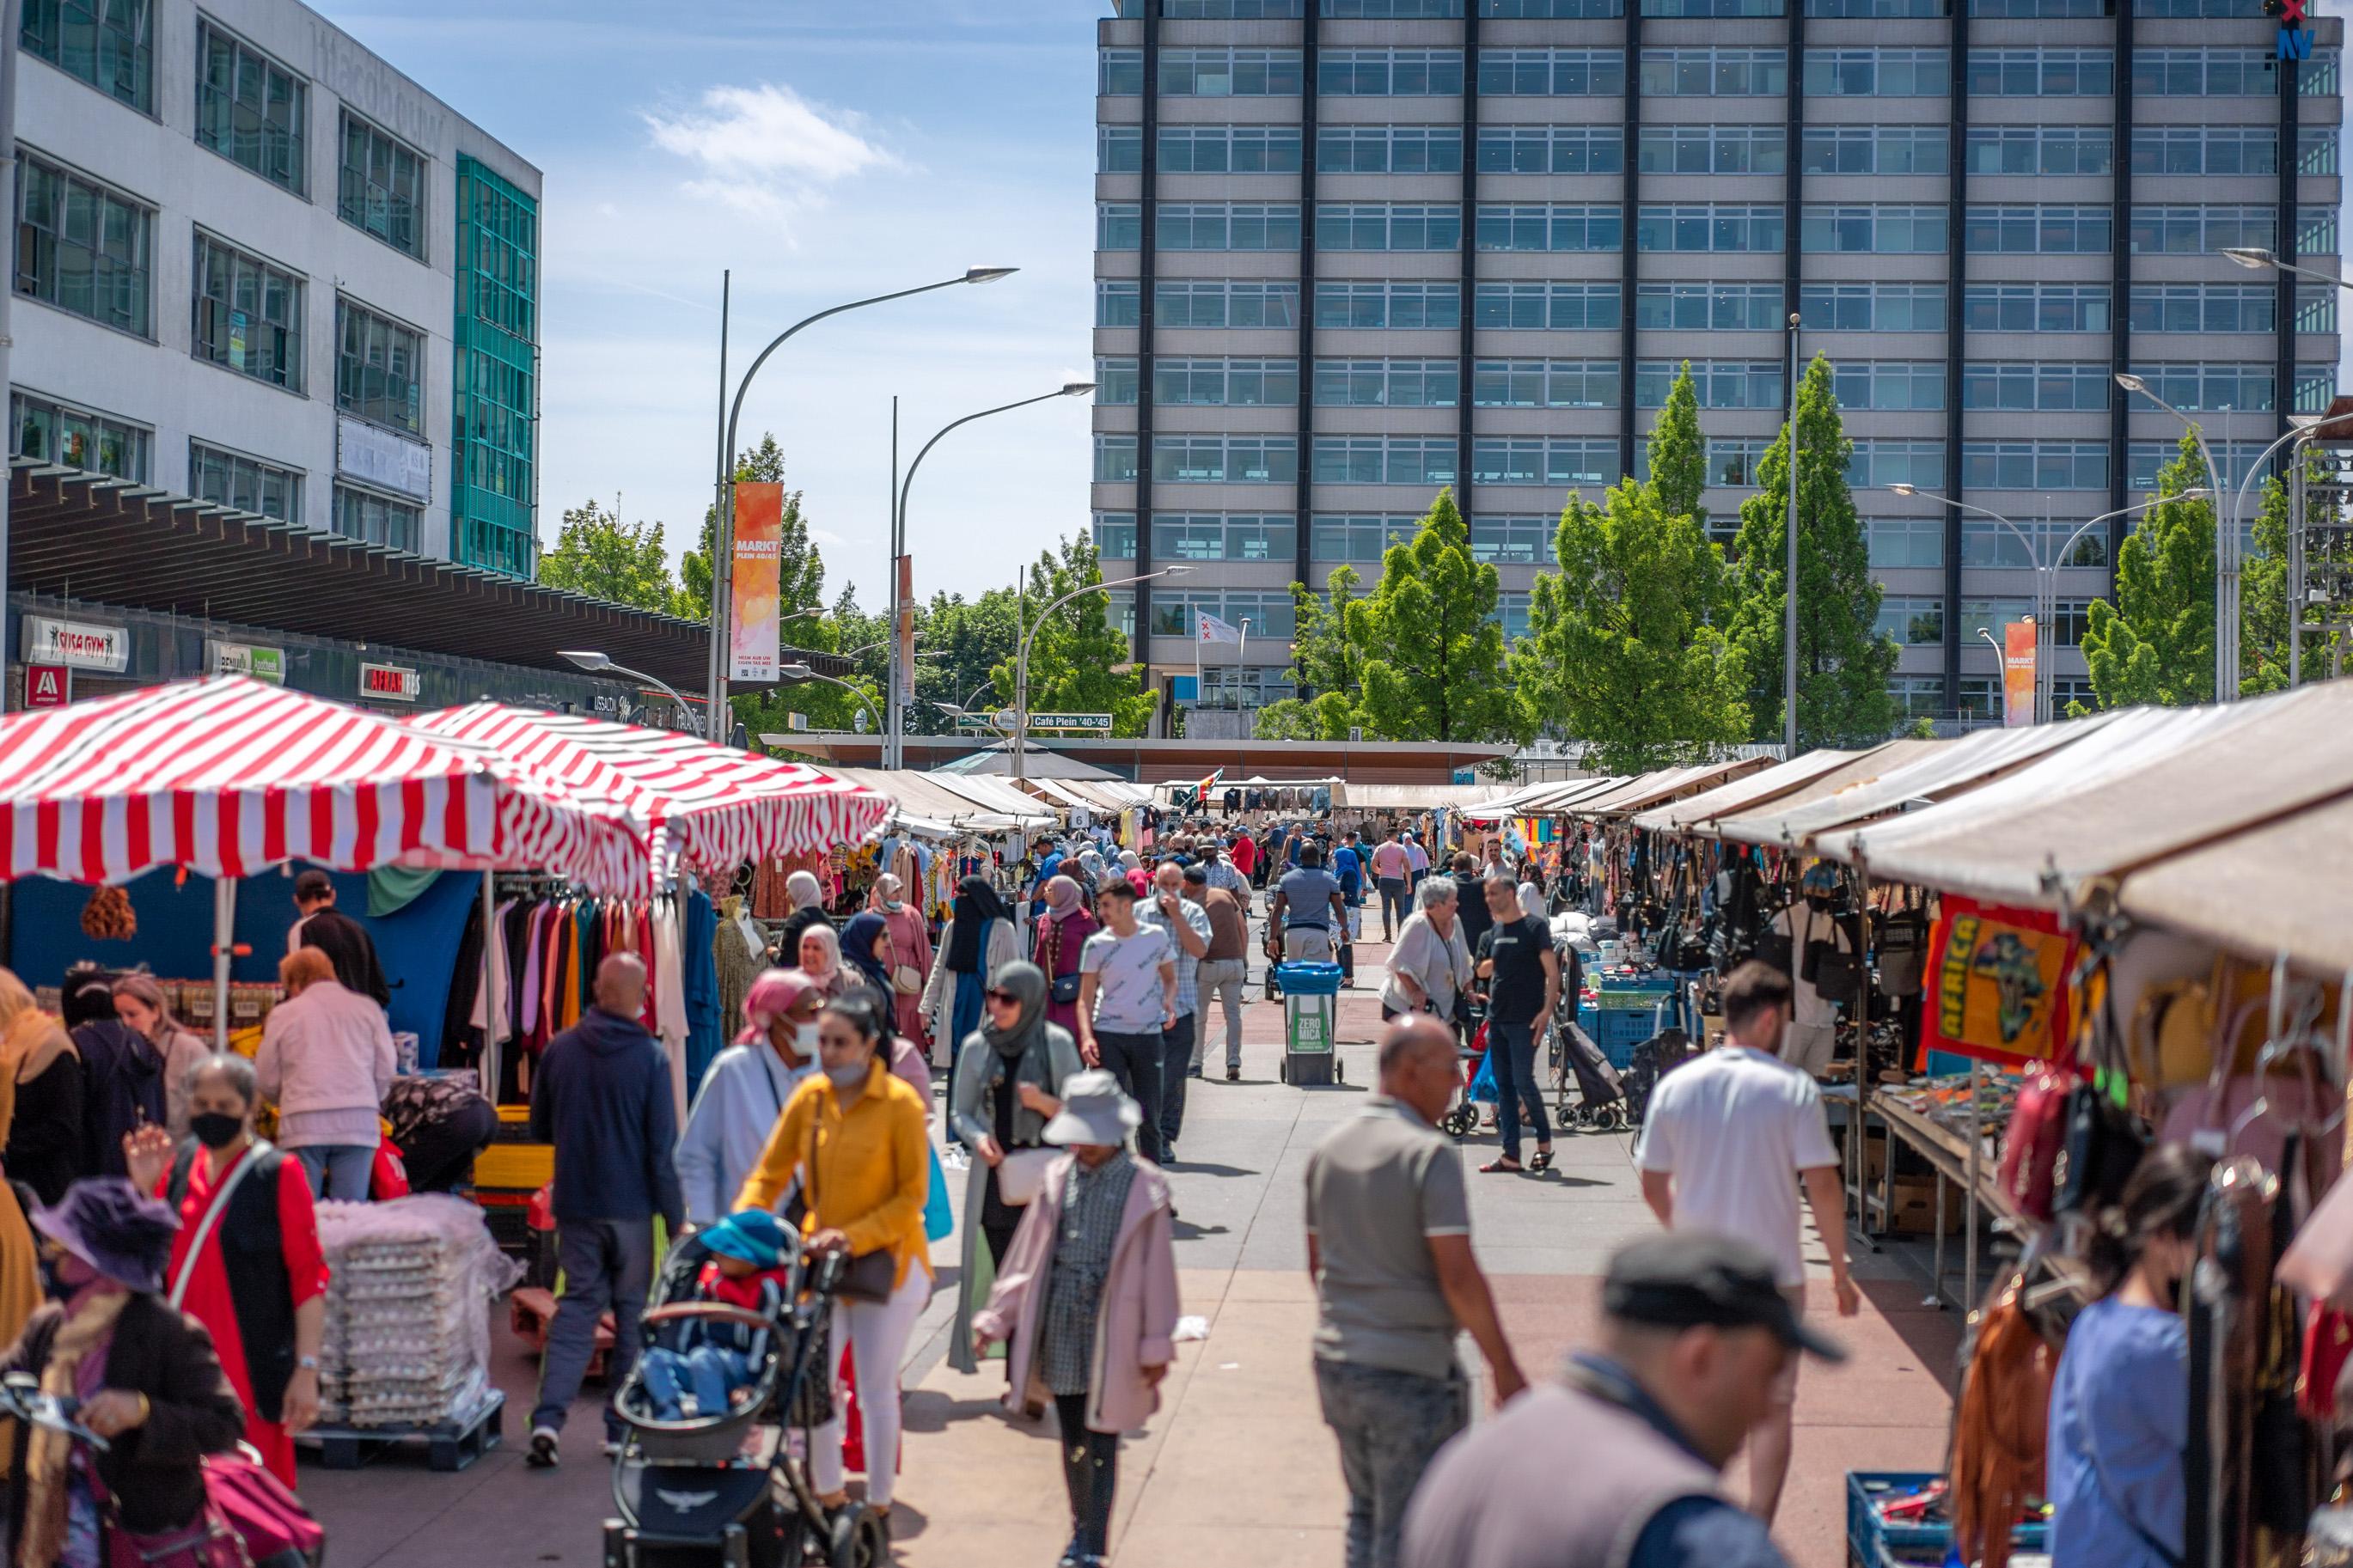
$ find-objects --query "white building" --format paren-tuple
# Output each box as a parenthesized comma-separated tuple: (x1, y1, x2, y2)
(10, 0, 541, 576)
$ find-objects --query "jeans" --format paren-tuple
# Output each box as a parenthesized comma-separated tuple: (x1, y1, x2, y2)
(1376, 877, 1409, 936)
(532, 1219, 655, 1439)
(1158, 1012, 1197, 1151)
(638, 1344, 754, 1422)
(1314, 1358, 1469, 1568)
(1055, 1392, 1121, 1560)
(1488, 1014, 1552, 1161)
(1195, 958, 1249, 1071)
(1092, 1030, 1165, 1162)
(295, 1144, 375, 1202)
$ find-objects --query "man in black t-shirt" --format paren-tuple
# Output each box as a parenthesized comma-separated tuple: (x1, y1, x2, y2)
(1476, 876, 1560, 1175)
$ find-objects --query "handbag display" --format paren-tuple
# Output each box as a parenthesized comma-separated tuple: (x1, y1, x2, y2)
(2052, 1081, 2145, 1217)
(1994, 1065, 2078, 1224)
(1796, 906, 1866, 1005)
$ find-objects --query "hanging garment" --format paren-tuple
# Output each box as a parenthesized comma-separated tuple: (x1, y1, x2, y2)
(681, 889, 724, 1099)
(653, 897, 692, 1119)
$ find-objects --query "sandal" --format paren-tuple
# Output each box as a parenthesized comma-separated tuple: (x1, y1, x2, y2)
(1529, 1149, 1555, 1173)
(1479, 1157, 1524, 1174)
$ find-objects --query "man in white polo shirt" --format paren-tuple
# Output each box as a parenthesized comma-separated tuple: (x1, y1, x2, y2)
(1633, 960, 1859, 1526)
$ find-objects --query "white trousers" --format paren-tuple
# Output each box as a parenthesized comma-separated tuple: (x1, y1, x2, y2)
(810, 1262, 928, 1505)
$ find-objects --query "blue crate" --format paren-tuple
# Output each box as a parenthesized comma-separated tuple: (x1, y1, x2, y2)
(1846, 1471, 2047, 1568)
(1579, 1001, 1667, 1070)
(1274, 962, 1343, 998)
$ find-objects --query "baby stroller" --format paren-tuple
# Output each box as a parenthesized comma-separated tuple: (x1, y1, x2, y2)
(1441, 1005, 1484, 1138)
(602, 1231, 887, 1568)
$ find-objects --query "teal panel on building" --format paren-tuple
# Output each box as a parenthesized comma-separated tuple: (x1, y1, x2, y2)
(451, 155, 538, 578)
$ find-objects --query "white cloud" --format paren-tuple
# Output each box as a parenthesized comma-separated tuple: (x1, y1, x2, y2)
(642, 83, 895, 227)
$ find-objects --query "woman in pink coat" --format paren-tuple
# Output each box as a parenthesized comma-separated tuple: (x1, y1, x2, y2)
(971, 1071, 1180, 1568)
(870, 874, 933, 1047)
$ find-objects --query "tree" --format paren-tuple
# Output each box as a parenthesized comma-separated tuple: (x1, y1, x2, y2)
(540, 496, 679, 613)
(1344, 490, 1516, 742)
(2237, 456, 2344, 696)
(1726, 355, 1899, 747)
(2078, 433, 2216, 711)
(1256, 566, 1366, 740)
(990, 534, 1158, 738)
(1647, 361, 1708, 534)
(1510, 479, 1750, 772)
(910, 588, 1022, 736)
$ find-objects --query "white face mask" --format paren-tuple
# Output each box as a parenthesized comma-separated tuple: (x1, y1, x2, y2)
(794, 1023, 821, 1056)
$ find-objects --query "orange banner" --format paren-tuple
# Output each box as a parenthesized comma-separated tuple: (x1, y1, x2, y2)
(1922, 895, 2078, 1067)
(730, 484, 783, 683)
(2002, 620, 2036, 728)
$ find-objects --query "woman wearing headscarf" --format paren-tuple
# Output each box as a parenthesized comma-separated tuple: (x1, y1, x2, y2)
(675, 969, 823, 1228)
(1032, 876, 1102, 1039)
(1072, 849, 1107, 911)
(867, 874, 933, 1047)
(62, 967, 162, 1185)
(798, 923, 850, 1001)
(840, 912, 934, 1107)
(921, 877, 1020, 1080)
(107, 976, 207, 1142)
(0, 971, 80, 1209)
(772, 869, 832, 968)
(948, 961, 1083, 1376)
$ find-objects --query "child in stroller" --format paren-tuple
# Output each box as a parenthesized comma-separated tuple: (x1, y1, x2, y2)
(637, 1211, 792, 1424)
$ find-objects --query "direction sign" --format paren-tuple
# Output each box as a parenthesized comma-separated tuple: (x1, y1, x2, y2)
(1026, 712, 1114, 731)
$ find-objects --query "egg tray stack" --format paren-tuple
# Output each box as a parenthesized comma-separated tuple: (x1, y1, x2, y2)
(315, 1194, 523, 1431)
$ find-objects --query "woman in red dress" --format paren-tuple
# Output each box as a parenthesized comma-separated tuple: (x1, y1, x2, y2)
(125, 1052, 327, 1488)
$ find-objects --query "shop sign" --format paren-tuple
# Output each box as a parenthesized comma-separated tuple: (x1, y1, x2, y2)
(205, 639, 284, 683)
(336, 416, 432, 502)
(22, 615, 128, 673)
(1452, 766, 1476, 785)
(22, 665, 68, 708)
(359, 662, 420, 702)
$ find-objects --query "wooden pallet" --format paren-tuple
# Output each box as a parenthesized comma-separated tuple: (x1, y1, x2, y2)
(300, 1391, 504, 1473)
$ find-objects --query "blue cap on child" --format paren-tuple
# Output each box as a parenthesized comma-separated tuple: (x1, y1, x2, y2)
(703, 1209, 789, 1270)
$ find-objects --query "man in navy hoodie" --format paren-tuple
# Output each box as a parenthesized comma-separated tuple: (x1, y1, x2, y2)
(525, 952, 684, 1468)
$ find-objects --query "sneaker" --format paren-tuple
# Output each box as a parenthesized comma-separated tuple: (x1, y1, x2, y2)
(526, 1426, 559, 1468)
(1225, 1065, 1240, 1082)
(601, 1438, 623, 1459)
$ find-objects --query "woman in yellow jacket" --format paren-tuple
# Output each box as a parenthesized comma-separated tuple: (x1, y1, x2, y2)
(736, 989, 929, 1521)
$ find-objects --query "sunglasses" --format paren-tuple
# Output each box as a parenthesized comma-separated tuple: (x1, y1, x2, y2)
(983, 988, 1022, 1006)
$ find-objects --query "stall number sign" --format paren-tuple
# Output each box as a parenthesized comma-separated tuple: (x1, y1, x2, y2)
(22, 665, 67, 708)
(360, 662, 421, 702)
(22, 616, 128, 673)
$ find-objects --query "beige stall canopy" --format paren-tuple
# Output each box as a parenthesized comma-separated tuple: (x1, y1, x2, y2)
(1704, 739, 1950, 844)
(1342, 783, 1500, 813)
(2118, 792, 2353, 975)
(1629, 748, 1863, 834)
(1462, 775, 1627, 821)
(827, 769, 1054, 830)
(925, 771, 1070, 825)
(1824, 682, 2353, 907)
(1568, 758, 1773, 821)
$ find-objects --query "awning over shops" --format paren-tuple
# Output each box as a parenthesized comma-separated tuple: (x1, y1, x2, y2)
(824, 769, 1054, 831)
(2117, 792, 2353, 974)
(1461, 775, 1624, 821)
(1629, 749, 1863, 834)
(1341, 783, 1498, 813)
(1702, 739, 1950, 844)
(1568, 757, 1773, 821)
(922, 772, 1066, 826)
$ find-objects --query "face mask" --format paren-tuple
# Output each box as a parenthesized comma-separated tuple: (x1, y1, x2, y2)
(826, 1060, 868, 1090)
(190, 1112, 245, 1150)
(794, 1024, 822, 1056)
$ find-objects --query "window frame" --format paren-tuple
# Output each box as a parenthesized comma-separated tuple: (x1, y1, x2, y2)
(188, 437, 304, 522)
(13, 149, 155, 339)
(194, 16, 309, 198)
(336, 108, 427, 261)
(334, 294, 426, 437)
(190, 228, 306, 392)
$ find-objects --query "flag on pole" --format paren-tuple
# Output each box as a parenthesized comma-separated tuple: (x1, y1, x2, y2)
(1195, 610, 1243, 645)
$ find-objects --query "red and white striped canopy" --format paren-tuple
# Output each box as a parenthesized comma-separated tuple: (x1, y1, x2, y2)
(413, 702, 893, 888)
(0, 678, 648, 890)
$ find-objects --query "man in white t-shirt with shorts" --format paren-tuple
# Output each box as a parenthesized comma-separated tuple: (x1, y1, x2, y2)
(1633, 959, 1860, 1526)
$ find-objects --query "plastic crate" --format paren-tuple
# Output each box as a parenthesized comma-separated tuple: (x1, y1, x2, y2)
(1846, 1472, 2048, 1568)
(1580, 1001, 1666, 1069)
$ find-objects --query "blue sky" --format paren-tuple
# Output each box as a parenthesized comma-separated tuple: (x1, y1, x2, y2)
(313, 0, 1106, 613)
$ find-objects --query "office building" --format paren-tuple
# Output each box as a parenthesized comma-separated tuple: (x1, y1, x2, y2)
(1091, 0, 2341, 729)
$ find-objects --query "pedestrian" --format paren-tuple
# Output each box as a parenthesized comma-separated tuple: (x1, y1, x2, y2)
(948, 961, 1083, 1376)
(839, 911, 933, 1104)
(1266, 821, 1290, 875)
(286, 868, 390, 1007)
(2045, 1144, 2209, 1568)
(1034, 876, 1103, 1039)
(1403, 830, 1431, 894)
(771, 869, 833, 971)
(1401, 1233, 1847, 1568)
(526, 953, 685, 1469)
(1768, 863, 1850, 1078)
(867, 873, 934, 1048)
(971, 1071, 1180, 1568)
(1449, 853, 1493, 961)
(1382, 880, 1472, 1029)
(1231, 827, 1259, 888)
(107, 975, 208, 1142)
(63, 967, 163, 1185)
(0, 968, 81, 1207)
(1203, 841, 1251, 906)
(1332, 832, 1366, 943)
(0, 1178, 247, 1563)
(1136, 863, 1211, 1163)
(1271, 842, 1348, 964)
(798, 922, 852, 1002)
(736, 991, 931, 1525)
(123, 1053, 327, 1488)
(1189, 863, 1251, 1083)
(254, 947, 396, 1201)
(923, 877, 1020, 1079)
(1370, 828, 1412, 943)
(1473, 877, 1559, 1175)
(1307, 1016, 1525, 1568)
(1073, 878, 1176, 1165)
(676, 967, 822, 1228)
(1027, 835, 1068, 919)
(1634, 959, 1860, 1523)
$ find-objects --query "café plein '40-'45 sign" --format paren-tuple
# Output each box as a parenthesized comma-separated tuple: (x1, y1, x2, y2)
(956, 711, 1115, 732)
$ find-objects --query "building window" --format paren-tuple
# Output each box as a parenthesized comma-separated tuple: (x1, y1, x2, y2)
(2295, 365, 2336, 415)
(1848, 441, 1945, 490)
(1962, 284, 2112, 333)
(1801, 283, 1950, 332)
(1478, 125, 1623, 174)
(1098, 125, 1142, 174)
(1158, 279, 1299, 328)
(1960, 441, 2109, 491)
(2050, 677, 2096, 713)
(2128, 285, 2276, 336)
(1965, 126, 2114, 176)
(1639, 125, 1786, 175)
(1955, 678, 2000, 722)
(15, 152, 151, 336)
(1097, 203, 1141, 251)
(1959, 519, 2109, 567)
(2298, 126, 2338, 175)
(2129, 125, 2276, 176)
(1470, 516, 1554, 564)
(195, 21, 306, 194)
(1803, 49, 1950, 96)
(1092, 512, 1138, 558)
(1482, 282, 1623, 330)
(2296, 286, 2338, 335)
(1325, 0, 1462, 15)
(1319, 49, 1461, 95)
(1476, 360, 1621, 409)
(1830, 362, 1945, 412)
(2133, 48, 2291, 96)
(1160, 125, 1303, 174)
(1971, 0, 2105, 13)
(338, 112, 425, 261)
(1964, 205, 2115, 254)
(1153, 514, 1296, 561)
(1312, 514, 1422, 560)
(1637, 282, 1783, 332)
(189, 440, 302, 522)
(336, 298, 423, 434)
(1887, 675, 1946, 719)
(1096, 357, 1139, 404)
(1482, 0, 1625, 14)
(1321, 125, 1464, 174)
(1100, 50, 1143, 95)
(1478, 49, 1626, 95)
(1635, 360, 1781, 409)
(1159, 357, 1300, 406)
(1472, 437, 1617, 487)
(1801, 204, 1948, 254)
(2129, 205, 2275, 256)
(1198, 666, 1299, 709)
(1317, 358, 1459, 407)
(1476, 204, 1623, 253)
(1494, 591, 1532, 641)
(1317, 281, 1462, 330)
(1970, 49, 2114, 95)
(1163, 202, 1304, 250)
(1644, 0, 1783, 13)
(1162, 48, 1305, 95)
(1636, 48, 1789, 96)
(1875, 596, 1946, 645)
(1151, 590, 1297, 639)
(11, 388, 150, 479)
(1866, 516, 1946, 570)
(1316, 204, 1459, 252)
(2128, 363, 2274, 413)
(332, 484, 419, 553)
(1961, 363, 2112, 412)
(1166, 1, 1307, 18)
(1808, 0, 1945, 13)
(450, 156, 537, 578)
(2126, 440, 2267, 490)
(1311, 436, 1459, 486)
(1802, 125, 1948, 175)
(21, 0, 150, 112)
(1153, 436, 1299, 484)
(191, 232, 303, 390)
(1097, 280, 1140, 328)
(1634, 204, 1785, 253)
(1095, 435, 1138, 483)
(1958, 600, 2037, 647)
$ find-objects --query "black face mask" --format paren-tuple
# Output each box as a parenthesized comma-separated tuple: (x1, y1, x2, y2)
(189, 1112, 245, 1150)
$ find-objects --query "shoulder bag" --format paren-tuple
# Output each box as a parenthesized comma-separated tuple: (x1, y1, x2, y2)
(883, 931, 924, 997)
(1797, 906, 1867, 1005)
(1045, 918, 1083, 1006)
(168, 1138, 272, 1309)
(808, 1109, 896, 1303)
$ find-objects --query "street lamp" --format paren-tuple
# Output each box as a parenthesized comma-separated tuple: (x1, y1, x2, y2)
(2222, 246, 2352, 294)
(559, 650, 705, 738)
(1011, 567, 1191, 782)
(706, 265, 1019, 747)
(778, 661, 884, 735)
(1784, 314, 1802, 757)
(2117, 370, 2242, 698)
(884, 381, 1095, 769)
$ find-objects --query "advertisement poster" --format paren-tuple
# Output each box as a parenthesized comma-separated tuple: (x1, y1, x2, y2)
(1921, 894, 2079, 1066)
(894, 555, 916, 706)
(730, 483, 784, 683)
(2002, 621, 2037, 728)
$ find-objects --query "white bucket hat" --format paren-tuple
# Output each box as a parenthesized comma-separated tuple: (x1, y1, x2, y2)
(1042, 1069, 1144, 1147)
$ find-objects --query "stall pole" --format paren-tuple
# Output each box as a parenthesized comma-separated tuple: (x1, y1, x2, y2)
(1965, 1059, 1983, 1309)
(479, 869, 498, 1099)
(211, 877, 236, 1052)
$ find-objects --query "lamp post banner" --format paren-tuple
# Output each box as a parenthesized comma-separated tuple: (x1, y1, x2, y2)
(895, 555, 917, 706)
(2002, 621, 2037, 729)
(730, 483, 784, 682)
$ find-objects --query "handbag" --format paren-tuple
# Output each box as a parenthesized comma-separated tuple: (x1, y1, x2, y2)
(107, 1509, 248, 1568)
(2053, 976, 2146, 1217)
(1994, 1065, 2076, 1224)
(369, 1143, 410, 1202)
(201, 1450, 324, 1568)
(994, 1147, 1060, 1207)
(1044, 919, 1083, 1005)
(808, 1114, 895, 1303)
(168, 1140, 271, 1309)
(1797, 906, 1866, 1005)
(883, 933, 923, 997)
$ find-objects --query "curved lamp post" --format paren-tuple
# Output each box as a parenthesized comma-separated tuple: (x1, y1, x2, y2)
(559, 650, 704, 738)
(1011, 567, 1190, 782)
(2115, 370, 2241, 698)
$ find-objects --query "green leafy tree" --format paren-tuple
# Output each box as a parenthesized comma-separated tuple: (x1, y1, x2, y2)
(990, 535, 1157, 738)
(540, 496, 679, 613)
(910, 588, 1023, 737)
(1256, 566, 1366, 740)
(1726, 355, 1899, 747)
(2078, 433, 2216, 711)
(1343, 491, 1515, 742)
(2237, 456, 2344, 696)
(1647, 362, 1708, 534)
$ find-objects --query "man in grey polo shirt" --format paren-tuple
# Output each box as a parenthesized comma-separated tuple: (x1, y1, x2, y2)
(1306, 1016, 1527, 1568)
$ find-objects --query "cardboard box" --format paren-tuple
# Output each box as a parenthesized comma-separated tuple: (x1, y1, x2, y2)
(1886, 1175, 1965, 1236)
